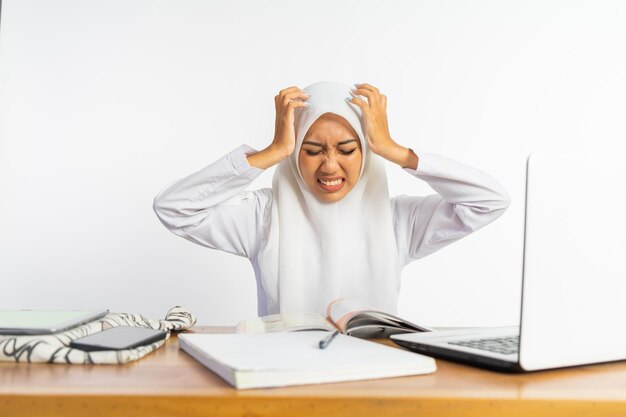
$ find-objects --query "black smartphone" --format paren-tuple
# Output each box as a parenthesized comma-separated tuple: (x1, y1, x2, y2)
(69, 326, 167, 351)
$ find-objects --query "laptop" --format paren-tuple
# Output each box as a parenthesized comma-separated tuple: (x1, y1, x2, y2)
(0, 309, 109, 335)
(391, 152, 626, 372)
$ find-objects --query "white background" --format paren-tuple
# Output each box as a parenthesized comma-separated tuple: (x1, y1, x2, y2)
(1, 0, 624, 326)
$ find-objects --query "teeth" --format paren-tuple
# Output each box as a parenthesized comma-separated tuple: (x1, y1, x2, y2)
(319, 179, 343, 186)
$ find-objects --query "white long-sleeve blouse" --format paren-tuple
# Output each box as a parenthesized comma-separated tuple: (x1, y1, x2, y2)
(153, 144, 510, 316)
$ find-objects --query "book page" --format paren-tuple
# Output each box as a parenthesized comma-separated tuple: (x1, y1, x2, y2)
(236, 312, 336, 333)
(327, 298, 375, 332)
(327, 298, 432, 335)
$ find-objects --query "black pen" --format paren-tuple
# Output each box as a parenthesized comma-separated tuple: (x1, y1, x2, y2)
(319, 330, 340, 349)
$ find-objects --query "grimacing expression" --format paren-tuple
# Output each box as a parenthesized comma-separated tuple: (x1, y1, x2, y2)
(298, 112, 363, 203)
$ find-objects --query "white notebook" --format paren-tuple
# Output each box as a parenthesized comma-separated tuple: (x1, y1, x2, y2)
(179, 331, 436, 389)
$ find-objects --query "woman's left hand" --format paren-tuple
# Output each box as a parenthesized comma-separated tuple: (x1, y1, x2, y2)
(348, 83, 418, 169)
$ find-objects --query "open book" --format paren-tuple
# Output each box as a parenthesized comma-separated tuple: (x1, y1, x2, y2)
(236, 298, 431, 339)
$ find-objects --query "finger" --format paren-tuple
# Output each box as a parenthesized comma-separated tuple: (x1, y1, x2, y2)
(351, 90, 379, 108)
(282, 91, 311, 107)
(353, 83, 380, 94)
(277, 99, 308, 119)
(284, 88, 310, 100)
(282, 97, 308, 109)
(276, 87, 308, 102)
(351, 89, 386, 110)
(284, 88, 309, 97)
(287, 98, 310, 108)
(346, 95, 369, 111)
(278, 86, 302, 96)
(381, 94, 387, 109)
(351, 88, 374, 101)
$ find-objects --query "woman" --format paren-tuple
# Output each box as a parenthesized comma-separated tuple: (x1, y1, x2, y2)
(153, 81, 510, 317)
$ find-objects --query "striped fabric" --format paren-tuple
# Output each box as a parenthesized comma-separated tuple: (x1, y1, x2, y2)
(0, 306, 196, 364)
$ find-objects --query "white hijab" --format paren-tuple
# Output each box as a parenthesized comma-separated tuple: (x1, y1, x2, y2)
(257, 81, 399, 316)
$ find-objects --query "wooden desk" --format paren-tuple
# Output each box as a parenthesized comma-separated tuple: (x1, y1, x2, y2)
(2, 326, 626, 417)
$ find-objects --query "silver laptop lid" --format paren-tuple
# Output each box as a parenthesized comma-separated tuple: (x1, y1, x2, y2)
(0, 309, 109, 335)
(520, 153, 626, 371)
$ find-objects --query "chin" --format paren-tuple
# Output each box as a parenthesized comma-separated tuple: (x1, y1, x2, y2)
(315, 191, 348, 203)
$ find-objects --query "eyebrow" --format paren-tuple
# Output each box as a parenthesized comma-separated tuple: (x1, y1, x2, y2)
(302, 139, 358, 147)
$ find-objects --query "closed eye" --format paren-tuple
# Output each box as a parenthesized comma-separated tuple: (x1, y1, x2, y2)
(304, 149, 357, 156)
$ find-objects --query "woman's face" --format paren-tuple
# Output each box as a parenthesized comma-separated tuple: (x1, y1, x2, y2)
(298, 112, 363, 203)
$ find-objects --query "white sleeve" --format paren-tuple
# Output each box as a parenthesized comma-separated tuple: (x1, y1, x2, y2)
(152, 144, 270, 259)
(392, 152, 510, 267)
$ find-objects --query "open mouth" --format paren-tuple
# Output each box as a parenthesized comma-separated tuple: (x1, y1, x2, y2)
(317, 178, 345, 192)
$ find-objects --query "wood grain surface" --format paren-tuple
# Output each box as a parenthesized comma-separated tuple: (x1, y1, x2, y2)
(2, 326, 626, 417)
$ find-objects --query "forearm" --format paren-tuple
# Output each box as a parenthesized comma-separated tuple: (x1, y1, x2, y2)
(373, 139, 419, 170)
(397, 153, 510, 263)
(246, 144, 290, 170)
(153, 144, 263, 228)
(408, 153, 510, 211)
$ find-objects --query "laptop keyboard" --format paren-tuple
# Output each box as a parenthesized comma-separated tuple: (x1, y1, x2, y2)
(448, 335, 519, 355)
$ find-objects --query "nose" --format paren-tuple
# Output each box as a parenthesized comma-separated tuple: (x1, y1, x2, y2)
(320, 152, 340, 172)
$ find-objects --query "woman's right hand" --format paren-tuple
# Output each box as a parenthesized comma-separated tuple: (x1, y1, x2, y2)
(247, 86, 310, 169)
(270, 86, 310, 157)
